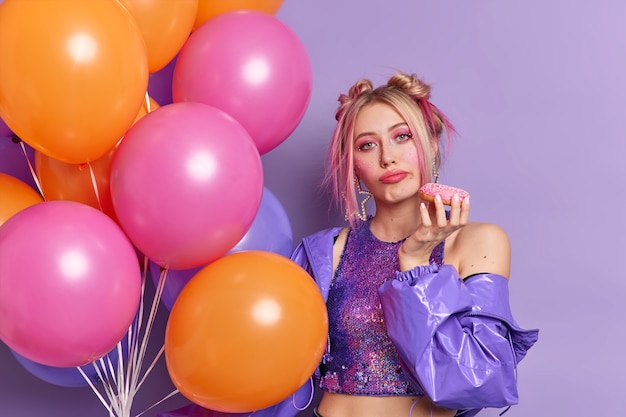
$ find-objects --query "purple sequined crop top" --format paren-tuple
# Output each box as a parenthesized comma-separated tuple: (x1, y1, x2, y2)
(319, 219, 444, 396)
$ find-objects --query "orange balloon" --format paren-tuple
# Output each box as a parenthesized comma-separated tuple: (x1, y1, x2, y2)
(194, 0, 283, 30)
(165, 251, 328, 412)
(35, 147, 118, 223)
(118, 0, 198, 73)
(35, 96, 159, 224)
(0, 173, 44, 227)
(0, 0, 149, 164)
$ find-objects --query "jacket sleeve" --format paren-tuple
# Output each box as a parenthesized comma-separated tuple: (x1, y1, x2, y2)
(290, 241, 310, 273)
(378, 264, 539, 412)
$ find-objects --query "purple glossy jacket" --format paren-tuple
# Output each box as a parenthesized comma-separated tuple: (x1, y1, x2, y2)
(162, 227, 539, 417)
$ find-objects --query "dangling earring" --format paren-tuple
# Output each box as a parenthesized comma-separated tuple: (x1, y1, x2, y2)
(344, 178, 372, 221)
(431, 159, 439, 184)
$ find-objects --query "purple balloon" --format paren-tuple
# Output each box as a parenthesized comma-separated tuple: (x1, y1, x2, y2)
(148, 54, 177, 106)
(0, 116, 12, 137)
(0, 137, 37, 189)
(150, 262, 202, 311)
(155, 382, 314, 417)
(10, 343, 124, 388)
(227, 187, 293, 257)
(156, 404, 249, 417)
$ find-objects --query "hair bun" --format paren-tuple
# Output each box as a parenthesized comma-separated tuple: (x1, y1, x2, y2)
(387, 73, 431, 100)
(335, 79, 374, 121)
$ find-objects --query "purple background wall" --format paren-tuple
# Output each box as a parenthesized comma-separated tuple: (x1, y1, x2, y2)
(1, 1, 625, 416)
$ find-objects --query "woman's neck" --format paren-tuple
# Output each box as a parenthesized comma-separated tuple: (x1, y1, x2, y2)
(368, 200, 421, 243)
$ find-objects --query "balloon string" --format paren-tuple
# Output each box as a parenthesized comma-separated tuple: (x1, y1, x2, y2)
(123, 265, 168, 416)
(144, 91, 152, 113)
(105, 352, 124, 408)
(123, 264, 151, 417)
(294, 377, 315, 411)
(124, 269, 147, 408)
(77, 366, 117, 416)
(17, 140, 45, 200)
(94, 355, 117, 400)
(79, 258, 173, 417)
(131, 267, 167, 389)
(134, 389, 180, 417)
(135, 344, 164, 391)
(86, 161, 104, 211)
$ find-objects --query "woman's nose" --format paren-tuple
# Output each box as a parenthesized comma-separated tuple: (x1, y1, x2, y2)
(379, 145, 396, 167)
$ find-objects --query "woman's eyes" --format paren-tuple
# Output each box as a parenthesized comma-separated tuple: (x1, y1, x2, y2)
(357, 141, 375, 151)
(395, 132, 413, 142)
(355, 132, 412, 151)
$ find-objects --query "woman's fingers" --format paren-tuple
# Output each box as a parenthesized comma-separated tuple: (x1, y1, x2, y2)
(417, 193, 471, 243)
(419, 202, 432, 227)
(448, 193, 462, 226)
(460, 196, 470, 225)
(434, 194, 447, 226)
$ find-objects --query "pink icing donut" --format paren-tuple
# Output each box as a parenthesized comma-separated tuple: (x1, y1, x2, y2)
(418, 183, 469, 205)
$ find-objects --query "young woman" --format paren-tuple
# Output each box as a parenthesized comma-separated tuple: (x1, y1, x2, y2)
(283, 72, 538, 417)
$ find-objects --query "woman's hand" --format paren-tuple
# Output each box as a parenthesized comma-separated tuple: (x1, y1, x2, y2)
(398, 193, 470, 271)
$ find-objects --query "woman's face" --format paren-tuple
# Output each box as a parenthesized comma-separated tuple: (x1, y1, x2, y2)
(352, 101, 423, 204)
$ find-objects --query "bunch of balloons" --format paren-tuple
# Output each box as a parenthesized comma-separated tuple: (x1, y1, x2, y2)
(0, 0, 326, 415)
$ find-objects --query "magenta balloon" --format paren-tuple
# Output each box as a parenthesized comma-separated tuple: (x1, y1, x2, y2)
(0, 201, 141, 367)
(173, 10, 312, 155)
(110, 102, 263, 270)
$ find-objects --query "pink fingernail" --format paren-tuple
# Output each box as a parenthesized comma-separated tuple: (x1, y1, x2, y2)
(435, 194, 442, 203)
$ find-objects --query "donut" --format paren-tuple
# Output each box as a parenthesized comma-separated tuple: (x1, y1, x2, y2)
(418, 183, 469, 206)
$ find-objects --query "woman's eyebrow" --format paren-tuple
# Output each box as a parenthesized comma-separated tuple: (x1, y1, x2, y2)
(388, 122, 409, 132)
(354, 131, 376, 141)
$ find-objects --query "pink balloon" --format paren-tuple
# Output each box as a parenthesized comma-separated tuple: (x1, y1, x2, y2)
(110, 102, 263, 270)
(173, 10, 312, 155)
(0, 201, 141, 367)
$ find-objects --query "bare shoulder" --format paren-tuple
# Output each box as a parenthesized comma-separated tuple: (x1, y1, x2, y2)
(450, 221, 511, 279)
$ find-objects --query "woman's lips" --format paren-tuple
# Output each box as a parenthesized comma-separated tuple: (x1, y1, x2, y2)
(379, 170, 408, 184)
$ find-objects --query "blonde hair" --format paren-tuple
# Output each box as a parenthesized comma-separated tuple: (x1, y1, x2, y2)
(325, 72, 455, 226)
